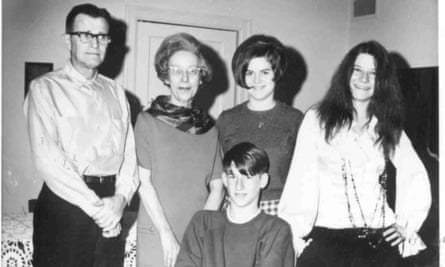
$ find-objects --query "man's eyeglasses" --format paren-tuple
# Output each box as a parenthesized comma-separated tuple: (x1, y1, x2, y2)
(168, 66, 201, 78)
(67, 31, 111, 45)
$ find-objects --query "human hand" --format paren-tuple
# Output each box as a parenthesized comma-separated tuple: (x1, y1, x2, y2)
(160, 230, 180, 267)
(92, 194, 126, 230)
(294, 237, 312, 258)
(102, 222, 122, 238)
(84, 199, 105, 218)
(383, 224, 407, 246)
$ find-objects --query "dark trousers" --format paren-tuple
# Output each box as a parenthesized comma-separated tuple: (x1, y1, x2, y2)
(33, 183, 125, 267)
(297, 227, 401, 267)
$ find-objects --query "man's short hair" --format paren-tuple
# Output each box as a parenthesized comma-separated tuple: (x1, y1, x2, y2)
(223, 142, 270, 177)
(65, 3, 111, 33)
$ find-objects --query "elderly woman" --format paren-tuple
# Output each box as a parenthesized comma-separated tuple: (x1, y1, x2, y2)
(134, 33, 224, 267)
(216, 34, 303, 215)
(278, 41, 431, 266)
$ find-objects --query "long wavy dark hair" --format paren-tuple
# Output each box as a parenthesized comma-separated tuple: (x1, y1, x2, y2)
(317, 40, 403, 158)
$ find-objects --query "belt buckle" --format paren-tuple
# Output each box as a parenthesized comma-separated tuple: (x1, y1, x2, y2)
(99, 176, 104, 183)
(358, 228, 369, 239)
(367, 229, 384, 249)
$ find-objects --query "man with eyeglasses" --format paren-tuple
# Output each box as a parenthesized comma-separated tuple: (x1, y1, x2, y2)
(24, 3, 139, 267)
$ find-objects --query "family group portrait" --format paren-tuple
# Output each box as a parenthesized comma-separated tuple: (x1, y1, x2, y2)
(2, 0, 440, 266)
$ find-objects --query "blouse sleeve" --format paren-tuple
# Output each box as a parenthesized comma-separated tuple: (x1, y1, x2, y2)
(215, 111, 227, 152)
(278, 109, 321, 255)
(392, 131, 431, 257)
(134, 113, 152, 170)
(208, 137, 223, 183)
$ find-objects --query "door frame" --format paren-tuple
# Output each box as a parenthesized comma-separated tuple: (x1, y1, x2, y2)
(124, 5, 252, 105)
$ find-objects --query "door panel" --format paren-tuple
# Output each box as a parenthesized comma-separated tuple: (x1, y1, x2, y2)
(135, 21, 238, 118)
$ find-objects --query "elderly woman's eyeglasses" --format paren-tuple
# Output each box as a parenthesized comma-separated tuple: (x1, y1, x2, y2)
(168, 66, 201, 78)
(67, 31, 111, 45)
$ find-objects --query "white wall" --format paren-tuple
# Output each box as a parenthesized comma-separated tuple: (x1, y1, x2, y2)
(2, 0, 349, 213)
(3, 0, 437, 214)
(349, 0, 438, 67)
(122, 0, 350, 111)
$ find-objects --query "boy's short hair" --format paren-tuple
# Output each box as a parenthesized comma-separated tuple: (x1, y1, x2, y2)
(223, 142, 269, 177)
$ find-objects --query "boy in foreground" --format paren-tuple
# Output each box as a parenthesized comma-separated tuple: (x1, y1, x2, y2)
(175, 142, 295, 267)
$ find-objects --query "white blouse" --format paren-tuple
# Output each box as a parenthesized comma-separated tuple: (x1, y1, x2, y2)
(278, 108, 431, 257)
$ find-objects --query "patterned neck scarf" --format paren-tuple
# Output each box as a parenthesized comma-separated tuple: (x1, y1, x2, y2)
(147, 95, 214, 135)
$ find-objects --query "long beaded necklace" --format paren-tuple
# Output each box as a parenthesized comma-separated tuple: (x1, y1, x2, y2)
(342, 158, 387, 232)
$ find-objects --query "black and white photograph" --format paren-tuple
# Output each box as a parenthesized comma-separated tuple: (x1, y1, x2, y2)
(2, 0, 441, 266)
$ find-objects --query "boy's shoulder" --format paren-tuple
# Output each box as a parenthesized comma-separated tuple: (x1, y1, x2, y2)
(190, 210, 226, 227)
(255, 212, 292, 232)
(189, 211, 291, 233)
(193, 209, 223, 218)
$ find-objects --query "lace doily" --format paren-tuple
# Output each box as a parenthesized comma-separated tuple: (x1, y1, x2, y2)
(2, 212, 138, 266)
(2, 240, 33, 267)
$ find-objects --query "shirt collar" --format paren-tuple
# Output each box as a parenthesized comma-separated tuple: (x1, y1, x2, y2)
(350, 115, 379, 138)
(64, 60, 99, 85)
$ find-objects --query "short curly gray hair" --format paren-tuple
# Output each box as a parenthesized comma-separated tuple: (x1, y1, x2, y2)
(154, 32, 212, 86)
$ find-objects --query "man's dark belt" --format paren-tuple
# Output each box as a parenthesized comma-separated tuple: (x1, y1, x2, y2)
(83, 174, 116, 184)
